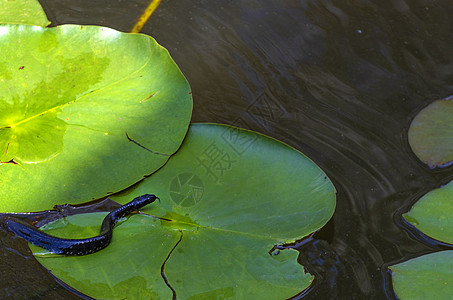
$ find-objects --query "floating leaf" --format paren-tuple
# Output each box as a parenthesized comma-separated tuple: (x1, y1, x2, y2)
(391, 180, 453, 298)
(0, 24, 192, 212)
(32, 123, 336, 299)
(32, 212, 178, 299)
(0, 0, 50, 27)
(390, 251, 453, 300)
(403, 180, 453, 244)
(408, 96, 453, 168)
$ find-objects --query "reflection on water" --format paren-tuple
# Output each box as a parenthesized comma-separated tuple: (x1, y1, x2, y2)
(4, 0, 453, 298)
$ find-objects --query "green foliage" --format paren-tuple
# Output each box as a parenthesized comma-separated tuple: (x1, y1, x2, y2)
(391, 180, 453, 298)
(0, 0, 50, 26)
(1, 3, 337, 298)
(0, 24, 192, 212)
(31, 123, 336, 299)
(408, 97, 453, 168)
(403, 180, 453, 243)
(390, 251, 453, 300)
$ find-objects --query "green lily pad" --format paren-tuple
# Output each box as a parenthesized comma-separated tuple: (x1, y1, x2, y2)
(32, 212, 179, 299)
(0, 0, 50, 27)
(32, 123, 336, 299)
(391, 180, 453, 298)
(403, 180, 453, 244)
(408, 96, 453, 168)
(389, 251, 453, 300)
(0, 24, 192, 212)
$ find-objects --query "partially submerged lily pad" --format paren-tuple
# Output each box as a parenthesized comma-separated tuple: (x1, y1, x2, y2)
(408, 96, 453, 168)
(32, 123, 336, 299)
(0, 24, 192, 212)
(0, 0, 50, 27)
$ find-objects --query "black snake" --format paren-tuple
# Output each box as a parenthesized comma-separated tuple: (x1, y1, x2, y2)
(0, 194, 158, 255)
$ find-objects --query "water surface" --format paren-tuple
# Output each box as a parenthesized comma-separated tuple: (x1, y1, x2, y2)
(2, 0, 453, 298)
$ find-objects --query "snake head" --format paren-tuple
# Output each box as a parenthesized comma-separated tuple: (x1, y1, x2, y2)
(141, 194, 159, 204)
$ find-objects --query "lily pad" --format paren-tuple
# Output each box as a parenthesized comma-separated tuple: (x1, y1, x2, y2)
(390, 180, 453, 298)
(403, 180, 453, 244)
(32, 212, 179, 299)
(0, 0, 50, 27)
(0, 24, 192, 212)
(389, 251, 453, 300)
(32, 123, 336, 299)
(408, 96, 453, 168)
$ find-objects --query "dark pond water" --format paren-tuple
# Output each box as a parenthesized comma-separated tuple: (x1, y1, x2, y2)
(2, 0, 453, 298)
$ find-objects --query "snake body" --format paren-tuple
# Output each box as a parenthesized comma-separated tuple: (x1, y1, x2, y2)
(0, 194, 158, 256)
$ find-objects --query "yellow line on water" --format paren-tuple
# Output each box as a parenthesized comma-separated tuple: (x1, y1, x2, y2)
(130, 0, 162, 33)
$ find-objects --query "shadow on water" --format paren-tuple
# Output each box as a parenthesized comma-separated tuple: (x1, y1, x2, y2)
(3, 0, 453, 298)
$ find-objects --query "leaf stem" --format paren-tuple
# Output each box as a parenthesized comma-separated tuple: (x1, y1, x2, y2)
(130, 0, 162, 33)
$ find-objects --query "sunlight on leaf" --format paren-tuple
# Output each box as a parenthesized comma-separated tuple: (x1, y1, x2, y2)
(0, 0, 50, 27)
(0, 24, 192, 212)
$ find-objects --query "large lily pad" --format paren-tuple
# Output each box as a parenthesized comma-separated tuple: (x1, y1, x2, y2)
(408, 96, 453, 168)
(0, 24, 192, 212)
(0, 0, 50, 27)
(32, 123, 336, 299)
(390, 180, 453, 298)
(390, 251, 453, 300)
